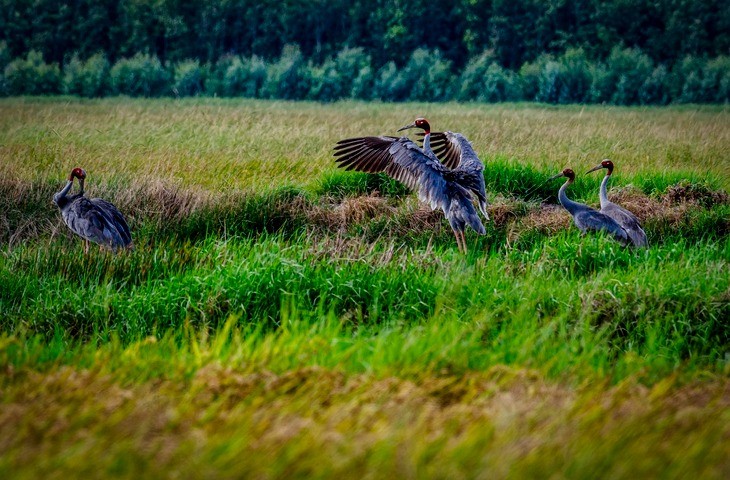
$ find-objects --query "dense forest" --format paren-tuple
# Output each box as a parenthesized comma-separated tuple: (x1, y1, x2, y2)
(1, 0, 729, 103)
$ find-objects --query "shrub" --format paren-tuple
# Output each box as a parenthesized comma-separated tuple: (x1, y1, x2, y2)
(222, 56, 267, 97)
(4, 50, 61, 95)
(308, 58, 343, 102)
(205, 55, 236, 96)
(109, 53, 170, 97)
(63, 53, 110, 97)
(481, 62, 521, 102)
(638, 65, 671, 105)
(457, 50, 499, 101)
(555, 48, 592, 103)
(677, 56, 730, 103)
(373, 61, 409, 102)
(605, 47, 654, 105)
(173, 59, 206, 97)
(0, 41, 9, 96)
(403, 48, 455, 101)
(262, 45, 310, 100)
(333, 47, 373, 100)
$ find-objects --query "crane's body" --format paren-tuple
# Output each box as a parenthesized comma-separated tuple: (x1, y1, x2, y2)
(551, 169, 629, 245)
(334, 118, 487, 253)
(587, 160, 648, 247)
(54, 168, 132, 253)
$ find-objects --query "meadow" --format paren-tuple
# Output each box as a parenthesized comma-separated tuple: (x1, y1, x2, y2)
(1, 98, 729, 478)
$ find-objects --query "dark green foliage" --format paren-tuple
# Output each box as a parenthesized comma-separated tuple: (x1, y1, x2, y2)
(3, 50, 61, 95)
(63, 53, 110, 97)
(109, 53, 170, 97)
(172, 60, 206, 97)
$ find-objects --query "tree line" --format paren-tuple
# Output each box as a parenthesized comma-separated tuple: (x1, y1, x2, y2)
(0, 0, 728, 104)
(2, 0, 728, 70)
(1, 42, 728, 104)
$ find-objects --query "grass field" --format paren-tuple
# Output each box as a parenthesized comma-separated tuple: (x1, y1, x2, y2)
(1, 98, 729, 478)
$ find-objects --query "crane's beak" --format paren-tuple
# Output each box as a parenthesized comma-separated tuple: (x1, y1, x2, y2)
(548, 172, 565, 181)
(397, 122, 417, 132)
(586, 165, 604, 174)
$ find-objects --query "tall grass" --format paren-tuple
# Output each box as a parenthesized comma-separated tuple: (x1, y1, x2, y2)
(1, 99, 728, 479)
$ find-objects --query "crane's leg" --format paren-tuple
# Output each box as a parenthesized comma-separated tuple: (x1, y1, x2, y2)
(84, 239, 90, 255)
(459, 230, 468, 255)
(452, 229, 461, 253)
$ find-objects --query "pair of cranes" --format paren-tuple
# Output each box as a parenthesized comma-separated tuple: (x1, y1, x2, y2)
(53, 118, 646, 254)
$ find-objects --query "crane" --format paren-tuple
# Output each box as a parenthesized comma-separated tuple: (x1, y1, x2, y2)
(333, 119, 487, 253)
(53, 167, 132, 253)
(549, 168, 629, 245)
(587, 160, 648, 247)
(400, 118, 489, 222)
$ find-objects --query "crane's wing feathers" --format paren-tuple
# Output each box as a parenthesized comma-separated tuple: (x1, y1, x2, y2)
(333, 136, 400, 173)
(334, 136, 450, 211)
(574, 209, 630, 245)
(91, 198, 132, 246)
(417, 131, 461, 170)
(601, 203, 648, 247)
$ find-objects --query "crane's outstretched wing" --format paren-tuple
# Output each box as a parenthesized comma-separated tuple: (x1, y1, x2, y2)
(91, 198, 132, 246)
(417, 132, 461, 170)
(425, 131, 489, 219)
(334, 136, 451, 212)
(601, 203, 648, 247)
(574, 209, 630, 245)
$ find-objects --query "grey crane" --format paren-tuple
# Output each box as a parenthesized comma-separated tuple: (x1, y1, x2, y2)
(401, 118, 489, 222)
(333, 118, 487, 253)
(587, 160, 648, 247)
(549, 168, 630, 245)
(53, 167, 132, 253)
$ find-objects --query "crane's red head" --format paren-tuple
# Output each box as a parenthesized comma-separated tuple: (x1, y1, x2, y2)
(587, 159, 614, 175)
(69, 167, 87, 181)
(397, 117, 431, 134)
(550, 168, 575, 182)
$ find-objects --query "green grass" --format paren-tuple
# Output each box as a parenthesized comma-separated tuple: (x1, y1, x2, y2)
(1, 98, 729, 478)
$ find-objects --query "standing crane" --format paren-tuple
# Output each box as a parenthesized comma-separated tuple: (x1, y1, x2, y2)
(549, 168, 629, 245)
(333, 118, 487, 253)
(400, 118, 489, 222)
(53, 167, 132, 253)
(587, 160, 648, 247)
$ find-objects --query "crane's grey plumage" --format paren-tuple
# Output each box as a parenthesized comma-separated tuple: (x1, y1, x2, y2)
(53, 167, 132, 253)
(587, 160, 648, 247)
(550, 168, 630, 246)
(334, 118, 486, 253)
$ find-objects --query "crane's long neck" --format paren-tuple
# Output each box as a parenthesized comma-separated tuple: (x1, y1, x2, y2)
(599, 173, 611, 208)
(53, 180, 74, 208)
(558, 180, 584, 215)
(422, 131, 431, 154)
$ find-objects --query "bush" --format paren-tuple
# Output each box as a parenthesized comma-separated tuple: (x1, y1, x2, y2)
(4, 50, 61, 95)
(457, 50, 499, 101)
(333, 47, 373, 100)
(307, 58, 342, 102)
(638, 65, 671, 105)
(173, 59, 206, 97)
(481, 62, 521, 102)
(63, 53, 110, 97)
(403, 49, 455, 101)
(263, 45, 310, 100)
(605, 47, 654, 105)
(0, 41, 9, 96)
(222, 56, 267, 97)
(109, 53, 170, 97)
(677, 56, 730, 103)
(555, 48, 592, 103)
(373, 61, 409, 102)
